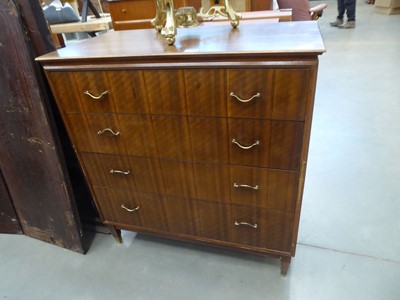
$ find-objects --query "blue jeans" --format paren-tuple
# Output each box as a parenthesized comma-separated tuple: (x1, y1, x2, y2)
(337, 0, 356, 21)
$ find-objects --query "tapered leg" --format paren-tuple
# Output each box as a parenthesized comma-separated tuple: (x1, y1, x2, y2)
(280, 256, 291, 276)
(107, 225, 122, 243)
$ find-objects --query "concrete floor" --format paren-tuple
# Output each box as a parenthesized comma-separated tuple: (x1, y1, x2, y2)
(1, 2, 400, 299)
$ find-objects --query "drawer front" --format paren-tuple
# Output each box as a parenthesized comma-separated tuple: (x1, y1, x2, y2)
(229, 118, 304, 170)
(65, 113, 126, 154)
(198, 201, 294, 252)
(227, 69, 310, 121)
(230, 166, 298, 211)
(108, 0, 156, 22)
(230, 205, 294, 252)
(80, 153, 165, 194)
(227, 69, 274, 119)
(93, 187, 167, 231)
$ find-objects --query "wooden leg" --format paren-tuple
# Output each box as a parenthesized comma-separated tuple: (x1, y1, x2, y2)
(280, 256, 291, 276)
(107, 225, 122, 243)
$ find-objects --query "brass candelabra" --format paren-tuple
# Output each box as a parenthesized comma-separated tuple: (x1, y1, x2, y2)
(151, 0, 242, 45)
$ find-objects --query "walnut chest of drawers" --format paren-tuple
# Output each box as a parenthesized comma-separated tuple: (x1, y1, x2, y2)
(37, 21, 325, 275)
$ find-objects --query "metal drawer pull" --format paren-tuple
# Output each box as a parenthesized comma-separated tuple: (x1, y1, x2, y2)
(121, 204, 139, 212)
(234, 221, 258, 229)
(230, 92, 261, 103)
(232, 139, 260, 150)
(110, 169, 130, 175)
(97, 128, 120, 136)
(233, 183, 259, 190)
(84, 90, 109, 100)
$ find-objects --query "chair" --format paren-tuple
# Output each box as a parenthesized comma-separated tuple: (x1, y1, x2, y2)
(276, 0, 327, 21)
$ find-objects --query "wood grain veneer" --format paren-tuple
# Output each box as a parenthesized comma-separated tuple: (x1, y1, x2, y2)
(38, 21, 325, 275)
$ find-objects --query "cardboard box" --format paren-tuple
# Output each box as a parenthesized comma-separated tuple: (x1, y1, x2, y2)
(374, 0, 400, 14)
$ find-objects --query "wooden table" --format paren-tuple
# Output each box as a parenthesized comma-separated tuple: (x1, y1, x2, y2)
(49, 16, 113, 34)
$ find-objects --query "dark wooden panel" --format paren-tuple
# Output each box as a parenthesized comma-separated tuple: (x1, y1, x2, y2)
(273, 69, 310, 121)
(227, 69, 274, 119)
(231, 205, 294, 252)
(152, 115, 193, 160)
(143, 70, 187, 115)
(194, 163, 230, 202)
(184, 69, 227, 117)
(270, 121, 304, 170)
(0, 171, 22, 234)
(229, 118, 271, 167)
(159, 160, 197, 198)
(74, 71, 116, 113)
(93, 187, 168, 231)
(47, 72, 84, 113)
(119, 114, 158, 157)
(268, 170, 299, 212)
(108, 70, 150, 114)
(0, 0, 85, 252)
(189, 116, 229, 163)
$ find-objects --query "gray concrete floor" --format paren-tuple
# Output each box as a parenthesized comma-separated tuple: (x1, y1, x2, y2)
(1, 2, 400, 299)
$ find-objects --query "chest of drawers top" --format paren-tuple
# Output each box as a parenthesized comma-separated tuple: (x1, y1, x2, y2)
(36, 21, 325, 66)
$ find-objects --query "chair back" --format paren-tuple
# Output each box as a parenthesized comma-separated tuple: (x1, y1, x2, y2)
(276, 0, 311, 21)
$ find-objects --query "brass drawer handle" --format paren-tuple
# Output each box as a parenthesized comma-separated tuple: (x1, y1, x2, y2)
(122, 8, 127, 13)
(232, 139, 259, 150)
(84, 90, 108, 100)
(230, 92, 260, 103)
(110, 169, 130, 175)
(121, 204, 139, 212)
(234, 221, 258, 229)
(233, 183, 259, 190)
(97, 128, 120, 136)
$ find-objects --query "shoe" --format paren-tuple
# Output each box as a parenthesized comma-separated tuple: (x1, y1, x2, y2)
(330, 19, 343, 27)
(338, 21, 356, 29)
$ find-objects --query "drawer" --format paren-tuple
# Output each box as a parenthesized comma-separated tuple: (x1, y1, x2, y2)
(227, 69, 274, 119)
(229, 118, 271, 168)
(230, 205, 294, 252)
(80, 153, 165, 194)
(227, 69, 310, 121)
(193, 163, 298, 211)
(229, 118, 304, 170)
(47, 72, 84, 113)
(93, 187, 167, 231)
(108, 0, 156, 22)
(48, 71, 116, 113)
(230, 166, 298, 211)
(197, 201, 294, 252)
(65, 113, 126, 154)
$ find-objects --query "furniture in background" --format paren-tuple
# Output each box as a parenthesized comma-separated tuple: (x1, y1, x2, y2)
(107, 0, 200, 30)
(38, 20, 325, 275)
(0, 0, 95, 252)
(277, 0, 327, 21)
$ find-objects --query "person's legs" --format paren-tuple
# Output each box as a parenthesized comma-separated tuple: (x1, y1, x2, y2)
(331, 0, 345, 26)
(337, 0, 346, 19)
(345, 0, 356, 21)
